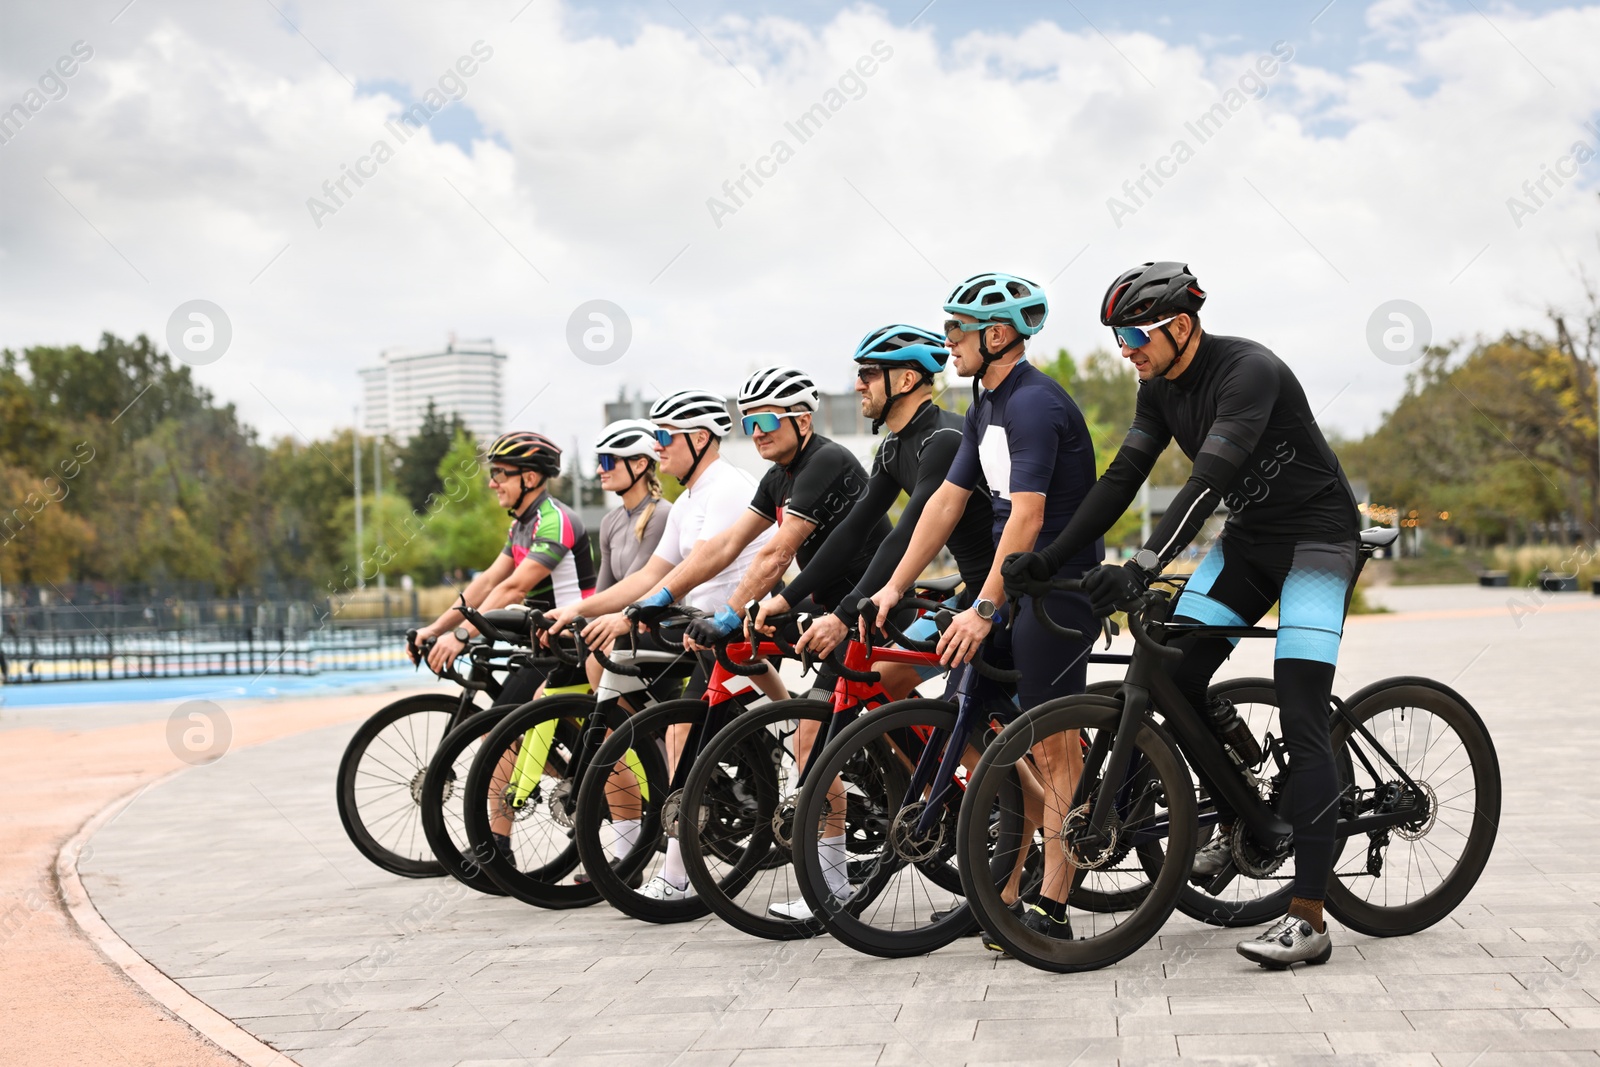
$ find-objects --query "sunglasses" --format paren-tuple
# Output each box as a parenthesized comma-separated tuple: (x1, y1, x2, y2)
(597, 454, 625, 472)
(487, 466, 522, 484)
(943, 319, 992, 342)
(651, 428, 688, 447)
(741, 411, 805, 436)
(855, 365, 885, 384)
(1112, 316, 1178, 350)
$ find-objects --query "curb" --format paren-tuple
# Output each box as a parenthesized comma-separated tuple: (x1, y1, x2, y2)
(55, 774, 304, 1067)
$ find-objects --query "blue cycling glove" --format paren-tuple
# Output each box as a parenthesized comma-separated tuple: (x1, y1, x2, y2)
(686, 606, 742, 646)
(627, 587, 675, 623)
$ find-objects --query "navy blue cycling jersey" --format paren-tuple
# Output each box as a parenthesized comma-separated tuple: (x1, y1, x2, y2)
(945, 359, 1102, 575)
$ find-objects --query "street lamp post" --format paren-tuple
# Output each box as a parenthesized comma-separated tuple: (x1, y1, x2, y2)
(353, 408, 365, 590)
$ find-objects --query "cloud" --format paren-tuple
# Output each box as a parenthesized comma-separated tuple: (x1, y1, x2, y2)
(1, 1, 1598, 457)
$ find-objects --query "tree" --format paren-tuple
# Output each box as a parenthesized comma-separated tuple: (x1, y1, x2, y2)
(396, 400, 468, 510)
(423, 431, 507, 582)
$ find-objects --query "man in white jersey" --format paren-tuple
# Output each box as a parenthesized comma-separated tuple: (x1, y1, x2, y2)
(545, 389, 780, 901)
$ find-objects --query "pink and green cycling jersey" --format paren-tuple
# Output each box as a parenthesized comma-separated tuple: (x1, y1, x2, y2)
(503, 492, 597, 611)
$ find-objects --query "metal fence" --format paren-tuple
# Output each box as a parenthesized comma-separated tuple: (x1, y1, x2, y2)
(0, 588, 419, 683)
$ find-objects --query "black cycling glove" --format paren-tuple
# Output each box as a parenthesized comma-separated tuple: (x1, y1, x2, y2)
(1083, 562, 1152, 618)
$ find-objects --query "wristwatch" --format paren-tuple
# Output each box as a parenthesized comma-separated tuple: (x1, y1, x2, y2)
(973, 598, 998, 621)
(453, 625, 472, 642)
(1130, 549, 1161, 576)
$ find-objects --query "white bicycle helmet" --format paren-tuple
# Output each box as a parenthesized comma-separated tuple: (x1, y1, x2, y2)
(594, 419, 660, 459)
(648, 390, 733, 437)
(737, 366, 819, 414)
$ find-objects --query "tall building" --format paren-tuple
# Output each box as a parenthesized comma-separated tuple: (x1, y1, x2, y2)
(359, 338, 506, 444)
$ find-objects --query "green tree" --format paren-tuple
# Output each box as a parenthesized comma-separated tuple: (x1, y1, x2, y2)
(396, 400, 467, 510)
(424, 431, 506, 579)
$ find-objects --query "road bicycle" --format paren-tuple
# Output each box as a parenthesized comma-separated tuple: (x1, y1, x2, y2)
(335, 605, 547, 877)
(457, 613, 698, 908)
(783, 593, 1162, 956)
(417, 607, 641, 896)
(569, 608, 801, 923)
(674, 585, 967, 942)
(958, 527, 1501, 971)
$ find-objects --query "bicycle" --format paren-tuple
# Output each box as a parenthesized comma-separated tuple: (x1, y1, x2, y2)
(569, 607, 809, 924)
(335, 605, 545, 878)
(958, 527, 1501, 971)
(457, 614, 698, 909)
(784, 595, 1153, 957)
(417, 607, 604, 896)
(673, 590, 962, 942)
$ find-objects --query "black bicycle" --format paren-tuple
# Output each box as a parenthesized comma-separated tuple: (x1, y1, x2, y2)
(417, 608, 605, 896)
(335, 605, 543, 878)
(959, 527, 1501, 971)
(459, 614, 697, 909)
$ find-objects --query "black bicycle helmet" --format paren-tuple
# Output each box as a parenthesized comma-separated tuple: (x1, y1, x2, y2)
(1101, 261, 1206, 326)
(486, 430, 562, 477)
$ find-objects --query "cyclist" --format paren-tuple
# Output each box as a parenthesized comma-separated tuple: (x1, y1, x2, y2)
(864, 272, 1101, 945)
(1003, 261, 1361, 967)
(409, 431, 597, 863)
(584, 419, 674, 871)
(593, 419, 671, 594)
(413, 430, 595, 695)
(743, 328, 996, 923)
(758, 326, 994, 695)
(545, 388, 781, 901)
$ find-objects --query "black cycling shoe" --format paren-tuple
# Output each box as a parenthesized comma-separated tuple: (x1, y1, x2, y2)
(491, 833, 516, 871)
(979, 899, 1028, 951)
(985, 903, 1071, 953)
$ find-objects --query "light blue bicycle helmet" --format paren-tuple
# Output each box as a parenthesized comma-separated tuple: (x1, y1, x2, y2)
(853, 325, 949, 434)
(942, 272, 1049, 336)
(853, 324, 949, 375)
(943, 272, 1048, 402)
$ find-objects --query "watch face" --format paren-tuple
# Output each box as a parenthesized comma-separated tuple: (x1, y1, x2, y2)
(1134, 550, 1160, 573)
(454, 627, 470, 642)
(974, 599, 996, 620)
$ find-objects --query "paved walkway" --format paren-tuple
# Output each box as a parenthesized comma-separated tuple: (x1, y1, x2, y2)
(75, 586, 1600, 1066)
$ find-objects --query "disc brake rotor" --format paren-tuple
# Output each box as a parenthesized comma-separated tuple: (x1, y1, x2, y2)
(546, 779, 574, 829)
(888, 800, 945, 863)
(1061, 802, 1122, 870)
(1395, 780, 1437, 842)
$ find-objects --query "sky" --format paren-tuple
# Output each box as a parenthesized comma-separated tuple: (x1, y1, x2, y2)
(1, 0, 1598, 462)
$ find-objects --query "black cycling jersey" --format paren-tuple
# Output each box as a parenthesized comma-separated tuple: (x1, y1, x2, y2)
(1041, 332, 1360, 570)
(748, 431, 889, 610)
(779, 401, 995, 625)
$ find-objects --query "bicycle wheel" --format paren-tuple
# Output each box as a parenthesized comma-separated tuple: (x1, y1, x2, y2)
(794, 699, 1018, 957)
(677, 698, 833, 941)
(461, 693, 608, 908)
(958, 694, 1195, 972)
(1325, 679, 1500, 937)
(1174, 679, 1295, 927)
(572, 697, 732, 924)
(337, 694, 468, 877)
(419, 705, 516, 896)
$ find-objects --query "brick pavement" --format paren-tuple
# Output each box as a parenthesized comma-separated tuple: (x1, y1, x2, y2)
(76, 586, 1600, 1066)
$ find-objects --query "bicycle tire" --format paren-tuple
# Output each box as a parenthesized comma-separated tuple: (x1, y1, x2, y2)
(794, 699, 1020, 957)
(461, 693, 609, 908)
(419, 705, 517, 896)
(336, 693, 467, 877)
(958, 694, 1195, 972)
(572, 698, 725, 924)
(1324, 679, 1500, 937)
(674, 698, 834, 940)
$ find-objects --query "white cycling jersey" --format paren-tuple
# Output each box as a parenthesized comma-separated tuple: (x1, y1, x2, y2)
(654, 456, 773, 614)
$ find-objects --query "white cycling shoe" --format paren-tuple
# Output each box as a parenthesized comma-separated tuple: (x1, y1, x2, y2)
(638, 875, 693, 901)
(1237, 915, 1333, 969)
(767, 897, 816, 921)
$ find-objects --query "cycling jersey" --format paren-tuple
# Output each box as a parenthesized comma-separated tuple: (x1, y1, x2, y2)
(655, 457, 772, 614)
(747, 432, 889, 610)
(779, 401, 994, 624)
(504, 492, 597, 610)
(1042, 333, 1360, 568)
(945, 359, 1102, 574)
(596, 496, 671, 591)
